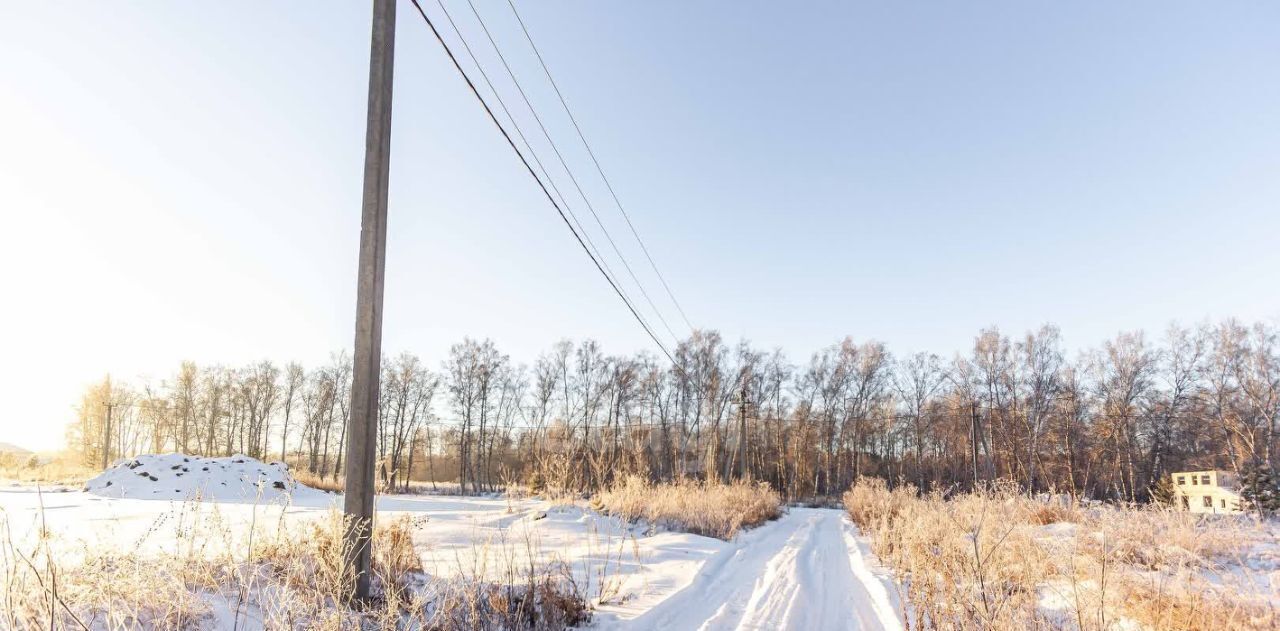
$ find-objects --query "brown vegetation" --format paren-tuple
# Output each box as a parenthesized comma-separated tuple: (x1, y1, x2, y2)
(289, 469, 347, 495)
(0, 452, 94, 486)
(1, 501, 588, 630)
(843, 478, 1276, 630)
(592, 475, 781, 539)
(65, 320, 1280, 506)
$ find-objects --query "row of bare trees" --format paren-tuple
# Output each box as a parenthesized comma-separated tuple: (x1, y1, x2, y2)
(69, 319, 1279, 501)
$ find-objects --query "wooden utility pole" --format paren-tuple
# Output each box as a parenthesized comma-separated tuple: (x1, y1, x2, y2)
(970, 401, 981, 489)
(737, 378, 749, 480)
(344, 0, 396, 602)
(101, 401, 113, 470)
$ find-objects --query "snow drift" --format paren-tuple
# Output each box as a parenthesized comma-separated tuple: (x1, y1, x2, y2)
(84, 453, 314, 501)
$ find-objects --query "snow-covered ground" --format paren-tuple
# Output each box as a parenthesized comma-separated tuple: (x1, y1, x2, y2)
(83, 453, 317, 501)
(616, 508, 902, 631)
(1, 459, 903, 630)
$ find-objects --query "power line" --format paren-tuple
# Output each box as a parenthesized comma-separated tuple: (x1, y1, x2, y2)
(427, 0, 677, 356)
(426, 0, 628, 316)
(504, 0, 696, 332)
(405, 0, 678, 367)
(460, 0, 682, 345)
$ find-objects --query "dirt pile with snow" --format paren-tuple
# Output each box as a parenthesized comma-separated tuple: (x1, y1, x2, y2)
(84, 453, 315, 501)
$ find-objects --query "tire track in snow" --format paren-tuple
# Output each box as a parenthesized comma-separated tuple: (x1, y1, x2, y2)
(622, 508, 902, 631)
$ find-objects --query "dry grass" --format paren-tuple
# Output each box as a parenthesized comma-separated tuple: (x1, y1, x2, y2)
(843, 478, 1277, 631)
(0, 454, 96, 486)
(1, 496, 589, 630)
(291, 470, 346, 494)
(592, 476, 782, 540)
(1028, 500, 1082, 526)
(289, 471, 459, 497)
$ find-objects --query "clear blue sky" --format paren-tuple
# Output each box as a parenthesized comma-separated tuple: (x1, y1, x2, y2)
(2, 2, 1278, 450)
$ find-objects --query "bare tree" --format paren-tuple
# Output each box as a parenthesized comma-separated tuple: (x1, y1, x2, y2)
(65, 319, 1280, 504)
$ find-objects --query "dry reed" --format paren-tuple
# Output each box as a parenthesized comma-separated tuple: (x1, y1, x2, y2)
(1, 494, 589, 630)
(0, 454, 96, 487)
(843, 478, 1277, 631)
(592, 476, 782, 540)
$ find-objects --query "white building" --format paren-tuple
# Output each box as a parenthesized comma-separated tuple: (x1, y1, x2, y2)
(1172, 470, 1243, 514)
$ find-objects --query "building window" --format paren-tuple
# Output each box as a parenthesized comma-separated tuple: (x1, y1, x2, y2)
(1202, 496, 1213, 508)
(1191, 476, 1198, 485)
(1202, 475, 1211, 485)
(1177, 476, 1185, 485)
(1221, 499, 1227, 508)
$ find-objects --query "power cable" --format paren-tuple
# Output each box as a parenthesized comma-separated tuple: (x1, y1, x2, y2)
(461, 0, 682, 344)
(427, 0, 626, 311)
(504, 0, 696, 332)
(405, 0, 678, 366)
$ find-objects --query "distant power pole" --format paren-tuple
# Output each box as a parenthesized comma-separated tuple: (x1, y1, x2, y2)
(102, 401, 114, 470)
(737, 379, 749, 480)
(969, 401, 981, 489)
(343, 0, 396, 602)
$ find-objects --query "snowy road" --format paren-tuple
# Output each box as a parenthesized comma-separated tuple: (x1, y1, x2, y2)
(617, 508, 902, 631)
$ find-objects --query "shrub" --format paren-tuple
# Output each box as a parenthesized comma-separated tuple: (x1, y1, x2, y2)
(1148, 476, 1177, 506)
(845, 479, 1055, 628)
(593, 476, 781, 539)
(843, 479, 1276, 631)
(291, 469, 346, 494)
(1027, 500, 1080, 526)
(1239, 462, 1280, 515)
(0, 453, 95, 485)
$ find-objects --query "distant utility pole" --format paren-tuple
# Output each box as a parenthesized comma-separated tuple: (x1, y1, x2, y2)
(970, 401, 981, 489)
(101, 400, 114, 470)
(737, 378, 749, 480)
(343, 0, 396, 602)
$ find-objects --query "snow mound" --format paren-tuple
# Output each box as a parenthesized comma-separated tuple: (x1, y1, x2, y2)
(84, 453, 314, 502)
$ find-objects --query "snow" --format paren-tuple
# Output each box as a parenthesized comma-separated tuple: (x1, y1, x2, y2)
(2, 462, 905, 630)
(12, 456, 1279, 629)
(1035, 521, 1079, 539)
(613, 508, 902, 631)
(1031, 516, 1280, 627)
(83, 453, 321, 502)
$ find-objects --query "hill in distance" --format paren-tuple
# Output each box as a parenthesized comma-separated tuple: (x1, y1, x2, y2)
(0, 442, 33, 455)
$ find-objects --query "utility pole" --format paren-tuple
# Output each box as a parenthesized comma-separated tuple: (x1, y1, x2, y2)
(970, 401, 981, 489)
(102, 401, 113, 471)
(344, 0, 396, 602)
(737, 378, 749, 480)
